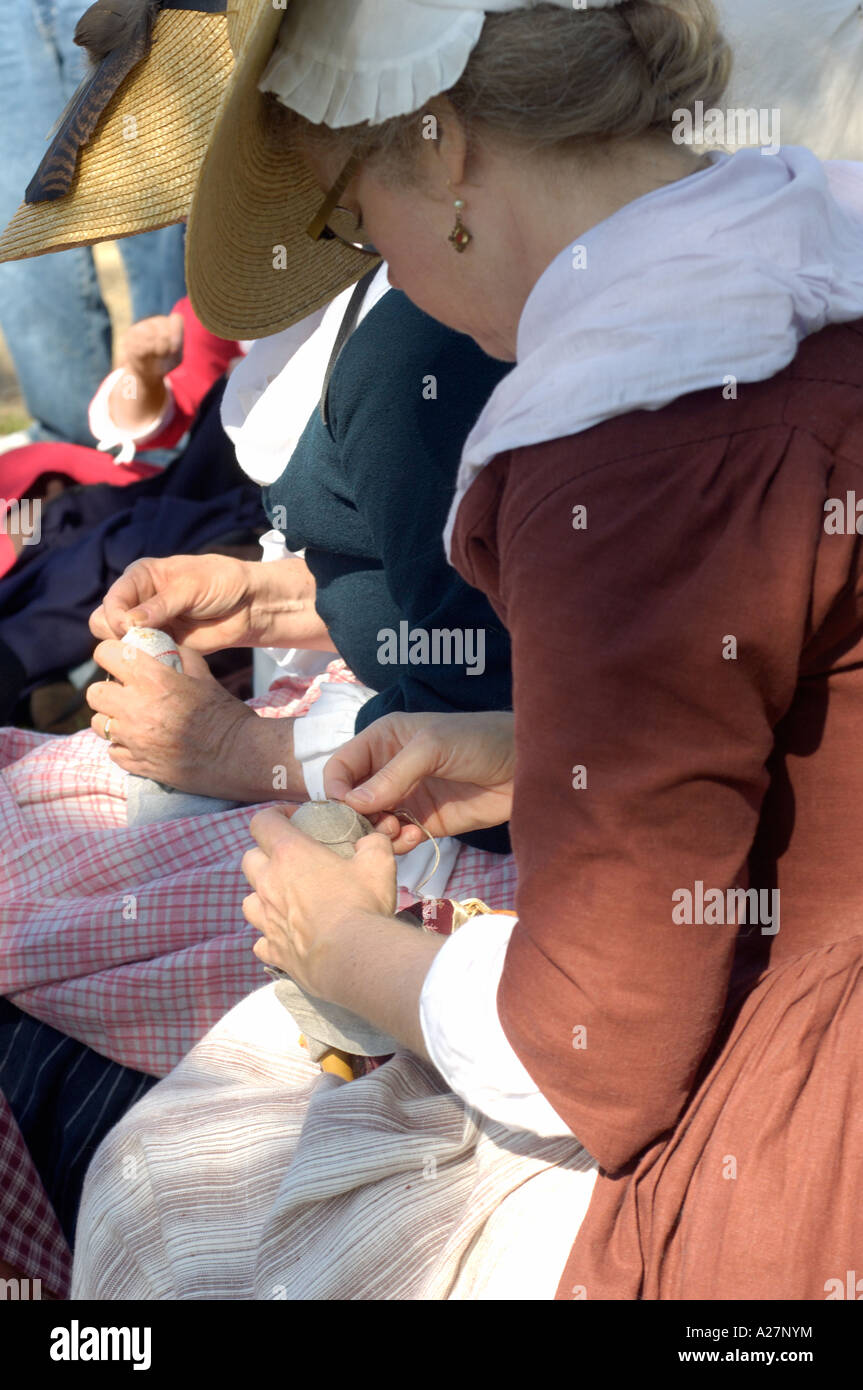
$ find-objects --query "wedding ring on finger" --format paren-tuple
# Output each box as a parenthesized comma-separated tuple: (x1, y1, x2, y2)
(103, 717, 114, 743)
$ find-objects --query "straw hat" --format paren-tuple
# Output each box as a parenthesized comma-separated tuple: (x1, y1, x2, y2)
(0, 2, 234, 266)
(186, 0, 625, 339)
(185, 0, 379, 341)
(0, 0, 622, 333)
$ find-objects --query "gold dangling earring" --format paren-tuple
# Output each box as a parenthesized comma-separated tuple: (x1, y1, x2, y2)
(448, 196, 472, 252)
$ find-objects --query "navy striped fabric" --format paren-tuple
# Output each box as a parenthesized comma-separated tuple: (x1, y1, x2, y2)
(0, 1000, 157, 1243)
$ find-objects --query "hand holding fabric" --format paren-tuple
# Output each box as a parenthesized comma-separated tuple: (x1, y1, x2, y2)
(90, 553, 272, 651)
(89, 552, 324, 653)
(242, 809, 399, 992)
(324, 710, 515, 851)
(86, 639, 303, 802)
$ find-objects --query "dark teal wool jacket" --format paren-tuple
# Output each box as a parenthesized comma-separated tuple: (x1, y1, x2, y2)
(263, 289, 512, 854)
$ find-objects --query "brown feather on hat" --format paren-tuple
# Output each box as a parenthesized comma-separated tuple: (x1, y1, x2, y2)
(0, 1, 233, 264)
(25, 0, 163, 205)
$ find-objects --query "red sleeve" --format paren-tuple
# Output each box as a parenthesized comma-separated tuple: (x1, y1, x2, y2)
(144, 297, 241, 450)
(477, 421, 830, 1172)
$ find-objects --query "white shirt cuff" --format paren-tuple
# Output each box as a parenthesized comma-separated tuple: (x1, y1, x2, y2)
(292, 677, 377, 801)
(420, 914, 576, 1138)
(88, 368, 176, 464)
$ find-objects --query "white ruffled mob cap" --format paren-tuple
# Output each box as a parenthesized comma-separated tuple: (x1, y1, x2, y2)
(259, 0, 627, 128)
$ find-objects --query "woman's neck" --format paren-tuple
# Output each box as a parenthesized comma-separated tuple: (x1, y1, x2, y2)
(476, 137, 710, 360)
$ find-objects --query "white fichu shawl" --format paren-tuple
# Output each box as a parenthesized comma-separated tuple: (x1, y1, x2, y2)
(445, 147, 863, 553)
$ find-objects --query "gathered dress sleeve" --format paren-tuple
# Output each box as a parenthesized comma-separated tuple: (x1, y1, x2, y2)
(461, 422, 836, 1172)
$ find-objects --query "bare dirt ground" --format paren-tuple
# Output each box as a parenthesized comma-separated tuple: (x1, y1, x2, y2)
(0, 241, 132, 434)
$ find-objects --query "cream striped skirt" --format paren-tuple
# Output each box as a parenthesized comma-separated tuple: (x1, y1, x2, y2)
(71, 985, 598, 1300)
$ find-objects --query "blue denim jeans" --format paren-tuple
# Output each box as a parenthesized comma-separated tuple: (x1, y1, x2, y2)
(0, 0, 187, 445)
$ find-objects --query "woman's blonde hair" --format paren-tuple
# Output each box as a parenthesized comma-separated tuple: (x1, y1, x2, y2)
(272, 0, 732, 172)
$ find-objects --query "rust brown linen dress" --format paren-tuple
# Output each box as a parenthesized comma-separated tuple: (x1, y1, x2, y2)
(451, 317, 863, 1301)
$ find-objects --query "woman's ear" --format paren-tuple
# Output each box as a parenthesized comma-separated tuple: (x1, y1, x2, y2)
(419, 97, 469, 193)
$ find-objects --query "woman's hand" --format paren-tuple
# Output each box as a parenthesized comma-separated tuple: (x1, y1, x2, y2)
(86, 640, 306, 801)
(90, 553, 274, 652)
(241, 810, 398, 992)
(90, 552, 326, 654)
(242, 811, 441, 1054)
(324, 711, 515, 852)
(108, 312, 184, 432)
(121, 312, 185, 382)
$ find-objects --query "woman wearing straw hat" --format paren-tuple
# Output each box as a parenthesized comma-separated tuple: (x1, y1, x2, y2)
(71, 0, 863, 1300)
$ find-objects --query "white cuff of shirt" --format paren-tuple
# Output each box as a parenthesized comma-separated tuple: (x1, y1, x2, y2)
(292, 677, 379, 802)
(88, 368, 176, 464)
(420, 913, 576, 1137)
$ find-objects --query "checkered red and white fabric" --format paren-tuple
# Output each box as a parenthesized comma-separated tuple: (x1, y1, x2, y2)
(0, 662, 516, 1078)
(0, 1093, 71, 1299)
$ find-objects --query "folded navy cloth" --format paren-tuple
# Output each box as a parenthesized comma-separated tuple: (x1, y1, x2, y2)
(0, 379, 267, 721)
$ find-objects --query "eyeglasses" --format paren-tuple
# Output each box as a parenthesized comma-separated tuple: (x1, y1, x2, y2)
(305, 155, 378, 255)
